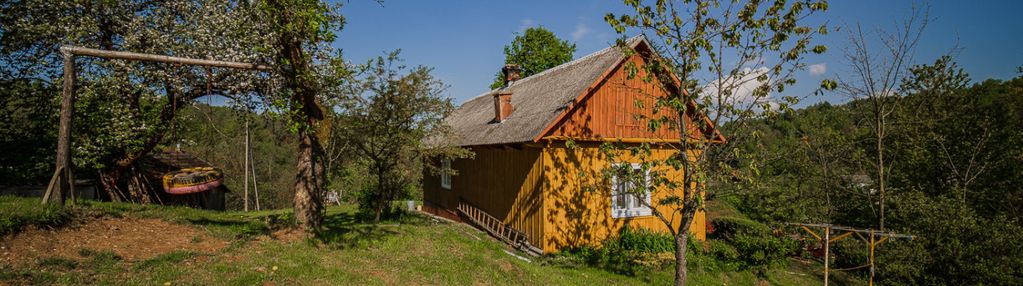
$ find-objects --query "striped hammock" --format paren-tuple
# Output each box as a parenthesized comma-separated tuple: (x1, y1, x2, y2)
(162, 167, 223, 195)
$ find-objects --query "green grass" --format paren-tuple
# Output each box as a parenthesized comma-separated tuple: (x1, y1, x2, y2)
(0, 195, 72, 234)
(0, 197, 864, 285)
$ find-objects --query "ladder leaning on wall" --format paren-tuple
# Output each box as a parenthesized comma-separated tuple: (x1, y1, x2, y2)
(456, 200, 542, 256)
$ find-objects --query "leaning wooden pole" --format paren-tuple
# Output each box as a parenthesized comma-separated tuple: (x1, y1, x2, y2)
(43, 45, 269, 205)
(250, 140, 261, 211)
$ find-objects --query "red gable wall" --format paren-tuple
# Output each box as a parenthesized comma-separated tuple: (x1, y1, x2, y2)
(544, 53, 706, 141)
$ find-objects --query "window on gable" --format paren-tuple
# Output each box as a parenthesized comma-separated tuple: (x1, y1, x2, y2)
(611, 163, 652, 218)
(441, 158, 452, 190)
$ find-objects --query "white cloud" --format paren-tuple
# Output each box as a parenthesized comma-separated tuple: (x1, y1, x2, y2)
(809, 63, 827, 76)
(571, 21, 591, 41)
(703, 67, 777, 117)
(518, 19, 535, 32)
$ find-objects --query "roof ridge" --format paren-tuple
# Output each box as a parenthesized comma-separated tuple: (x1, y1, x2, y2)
(461, 35, 644, 104)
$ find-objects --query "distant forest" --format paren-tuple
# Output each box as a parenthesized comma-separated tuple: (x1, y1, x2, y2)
(723, 74, 1023, 284)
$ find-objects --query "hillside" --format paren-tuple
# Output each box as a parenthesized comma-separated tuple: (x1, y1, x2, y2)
(727, 76, 1023, 284)
(0, 196, 858, 285)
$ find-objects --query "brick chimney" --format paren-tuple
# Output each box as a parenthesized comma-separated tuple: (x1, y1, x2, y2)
(493, 64, 520, 123)
(494, 90, 513, 123)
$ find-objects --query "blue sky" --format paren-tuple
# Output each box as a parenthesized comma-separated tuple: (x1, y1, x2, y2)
(335, 1, 1023, 106)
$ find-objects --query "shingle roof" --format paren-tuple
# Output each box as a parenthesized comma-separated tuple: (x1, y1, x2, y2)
(140, 149, 216, 179)
(445, 35, 647, 147)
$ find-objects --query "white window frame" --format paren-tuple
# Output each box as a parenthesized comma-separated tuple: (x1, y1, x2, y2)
(440, 158, 452, 190)
(610, 163, 653, 218)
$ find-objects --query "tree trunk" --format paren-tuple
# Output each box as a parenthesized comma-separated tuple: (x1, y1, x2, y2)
(373, 166, 385, 223)
(674, 233, 689, 286)
(876, 119, 886, 231)
(374, 204, 383, 223)
(268, 0, 328, 231)
(293, 130, 324, 230)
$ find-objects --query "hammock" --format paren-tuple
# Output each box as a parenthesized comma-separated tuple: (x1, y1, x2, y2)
(162, 167, 223, 195)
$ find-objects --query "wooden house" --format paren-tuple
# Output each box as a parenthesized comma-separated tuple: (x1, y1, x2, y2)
(423, 35, 724, 254)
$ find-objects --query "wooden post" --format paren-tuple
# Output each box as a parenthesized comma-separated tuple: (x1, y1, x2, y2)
(824, 226, 830, 286)
(243, 115, 250, 212)
(869, 231, 876, 286)
(44, 49, 77, 205)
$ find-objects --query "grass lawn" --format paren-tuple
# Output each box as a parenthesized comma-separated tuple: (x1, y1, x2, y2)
(0, 196, 862, 285)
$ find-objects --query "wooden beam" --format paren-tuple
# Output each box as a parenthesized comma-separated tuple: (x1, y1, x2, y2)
(829, 231, 855, 243)
(62, 46, 270, 70)
(801, 225, 822, 241)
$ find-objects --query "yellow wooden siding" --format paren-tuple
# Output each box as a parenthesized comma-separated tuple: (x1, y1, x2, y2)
(422, 146, 546, 248)
(541, 141, 705, 253)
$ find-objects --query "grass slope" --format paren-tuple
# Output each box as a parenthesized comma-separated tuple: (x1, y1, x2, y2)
(0, 196, 861, 285)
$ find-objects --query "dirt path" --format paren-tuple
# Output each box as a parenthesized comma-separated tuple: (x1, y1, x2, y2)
(0, 217, 229, 266)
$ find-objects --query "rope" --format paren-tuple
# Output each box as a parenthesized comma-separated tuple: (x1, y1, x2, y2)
(830, 264, 871, 272)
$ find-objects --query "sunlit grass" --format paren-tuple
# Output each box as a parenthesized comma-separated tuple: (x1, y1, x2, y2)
(0, 197, 861, 285)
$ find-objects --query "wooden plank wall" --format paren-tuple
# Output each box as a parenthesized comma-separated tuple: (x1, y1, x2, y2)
(423, 146, 546, 248)
(547, 54, 705, 141)
(541, 141, 706, 253)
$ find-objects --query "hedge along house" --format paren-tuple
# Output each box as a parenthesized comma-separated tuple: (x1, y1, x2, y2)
(423, 35, 725, 254)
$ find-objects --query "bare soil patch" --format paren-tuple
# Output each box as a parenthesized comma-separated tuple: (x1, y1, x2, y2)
(0, 217, 229, 266)
(269, 228, 308, 243)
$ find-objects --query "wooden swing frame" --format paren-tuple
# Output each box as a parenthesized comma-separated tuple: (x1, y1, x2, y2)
(789, 222, 915, 286)
(43, 45, 269, 205)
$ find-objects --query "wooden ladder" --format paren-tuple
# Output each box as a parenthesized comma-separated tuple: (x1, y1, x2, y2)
(456, 200, 542, 256)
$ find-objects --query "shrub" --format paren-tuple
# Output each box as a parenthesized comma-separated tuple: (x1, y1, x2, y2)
(554, 219, 797, 277)
(556, 225, 677, 276)
(708, 216, 797, 273)
(729, 233, 798, 272)
(710, 217, 771, 239)
(616, 226, 675, 253)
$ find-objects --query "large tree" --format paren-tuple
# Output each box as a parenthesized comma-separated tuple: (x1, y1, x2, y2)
(337, 51, 470, 222)
(604, 1, 831, 284)
(489, 27, 575, 89)
(260, 0, 346, 230)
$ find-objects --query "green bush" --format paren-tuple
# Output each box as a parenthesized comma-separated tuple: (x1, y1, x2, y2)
(556, 226, 678, 276)
(555, 220, 797, 277)
(705, 239, 741, 271)
(708, 217, 797, 273)
(710, 217, 772, 239)
(616, 226, 676, 253)
(729, 233, 798, 272)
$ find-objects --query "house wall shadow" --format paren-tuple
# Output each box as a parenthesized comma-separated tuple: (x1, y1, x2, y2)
(422, 145, 545, 248)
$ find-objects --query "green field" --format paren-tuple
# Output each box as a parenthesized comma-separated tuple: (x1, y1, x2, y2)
(0, 196, 861, 285)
